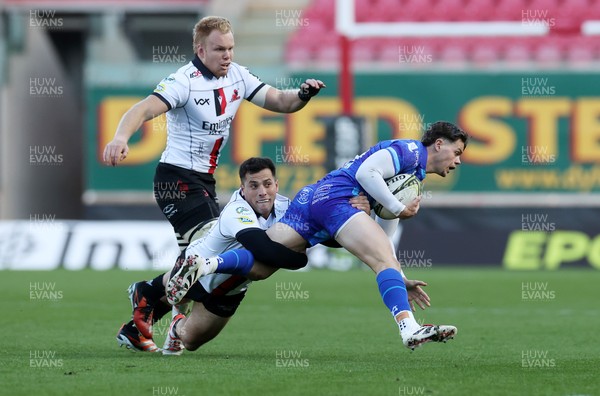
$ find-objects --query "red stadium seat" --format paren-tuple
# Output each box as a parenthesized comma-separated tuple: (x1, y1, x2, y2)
(429, 0, 470, 21)
(566, 44, 595, 67)
(494, 0, 527, 20)
(562, 0, 590, 19)
(355, 0, 375, 22)
(462, 0, 498, 20)
(352, 38, 379, 62)
(471, 41, 501, 65)
(588, 0, 600, 19)
(528, 0, 559, 12)
(401, 0, 434, 21)
(305, 0, 335, 28)
(503, 40, 533, 64)
(438, 40, 469, 66)
(285, 45, 314, 66)
(378, 39, 402, 63)
(533, 41, 563, 66)
(285, 0, 600, 67)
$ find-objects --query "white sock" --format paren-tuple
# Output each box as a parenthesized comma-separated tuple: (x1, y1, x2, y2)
(397, 311, 420, 339)
(204, 257, 220, 274)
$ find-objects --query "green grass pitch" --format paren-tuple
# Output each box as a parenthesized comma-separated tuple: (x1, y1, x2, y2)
(2, 268, 598, 396)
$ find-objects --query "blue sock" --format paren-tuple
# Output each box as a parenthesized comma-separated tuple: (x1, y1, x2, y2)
(376, 268, 412, 318)
(214, 249, 254, 276)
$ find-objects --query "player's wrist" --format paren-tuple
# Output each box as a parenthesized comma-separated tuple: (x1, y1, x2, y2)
(297, 84, 320, 102)
(393, 202, 407, 217)
(111, 134, 129, 145)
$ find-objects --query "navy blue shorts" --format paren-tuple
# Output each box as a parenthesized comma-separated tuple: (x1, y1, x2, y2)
(279, 174, 363, 247)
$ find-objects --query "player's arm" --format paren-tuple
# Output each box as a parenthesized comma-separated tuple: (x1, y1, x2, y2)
(251, 79, 325, 113)
(235, 228, 308, 270)
(355, 150, 420, 220)
(103, 95, 168, 166)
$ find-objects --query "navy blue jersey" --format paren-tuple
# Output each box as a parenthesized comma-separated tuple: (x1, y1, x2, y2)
(280, 139, 427, 246)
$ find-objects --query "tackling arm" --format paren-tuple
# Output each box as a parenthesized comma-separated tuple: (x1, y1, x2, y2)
(236, 228, 308, 270)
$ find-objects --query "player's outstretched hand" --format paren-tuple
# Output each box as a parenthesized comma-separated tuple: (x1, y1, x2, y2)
(404, 278, 431, 311)
(298, 79, 326, 101)
(398, 196, 421, 220)
(349, 192, 371, 215)
(103, 138, 129, 166)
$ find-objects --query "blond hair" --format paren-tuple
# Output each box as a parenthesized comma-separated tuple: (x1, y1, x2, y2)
(192, 16, 233, 52)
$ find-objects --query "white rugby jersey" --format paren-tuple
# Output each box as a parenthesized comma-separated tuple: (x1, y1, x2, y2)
(186, 189, 291, 295)
(153, 56, 267, 173)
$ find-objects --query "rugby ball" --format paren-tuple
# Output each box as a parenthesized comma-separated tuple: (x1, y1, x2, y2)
(373, 174, 422, 220)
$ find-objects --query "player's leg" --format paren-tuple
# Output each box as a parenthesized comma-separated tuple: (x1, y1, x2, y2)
(335, 212, 400, 273)
(165, 209, 310, 305)
(165, 183, 320, 304)
(165, 302, 231, 353)
(128, 278, 172, 340)
(134, 219, 218, 337)
(245, 261, 279, 281)
(163, 290, 246, 354)
(137, 164, 220, 335)
(335, 212, 456, 349)
(116, 322, 160, 352)
(241, 223, 306, 280)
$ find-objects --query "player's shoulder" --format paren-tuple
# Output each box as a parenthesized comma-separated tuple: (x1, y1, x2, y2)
(385, 139, 421, 150)
(221, 190, 253, 216)
(228, 61, 246, 74)
(155, 62, 193, 90)
(217, 191, 260, 232)
(229, 62, 261, 80)
(389, 139, 425, 172)
(173, 60, 197, 77)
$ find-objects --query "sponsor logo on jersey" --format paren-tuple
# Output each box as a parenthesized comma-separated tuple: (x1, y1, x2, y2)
(213, 88, 227, 116)
(236, 206, 251, 214)
(202, 115, 234, 134)
(194, 98, 210, 106)
(230, 89, 241, 102)
(237, 216, 255, 224)
(189, 70, 202, 78)
(297, 187, 312, 205)
(162, 203, 178, 219)
(407, 142, 418, 151)
(155, 76, 176, 92)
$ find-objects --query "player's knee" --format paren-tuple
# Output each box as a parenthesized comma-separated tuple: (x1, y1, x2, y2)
(183, 334, 216, 351)
(182, 340, 202, 351)
(183, 218, 218, 244)
(247, 271, 268, 281)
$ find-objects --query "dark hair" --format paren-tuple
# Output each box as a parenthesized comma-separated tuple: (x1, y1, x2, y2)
(421, 121, 469, 148)
(239, 157, 276, 182)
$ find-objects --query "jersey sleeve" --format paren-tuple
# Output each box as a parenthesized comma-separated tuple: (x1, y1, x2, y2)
(238, 66, 266, 102)
(356, 149, 406, 216)
(218, 201, 261, 239)
(387, 140, 420, 174)
(152, 72, 190, 110)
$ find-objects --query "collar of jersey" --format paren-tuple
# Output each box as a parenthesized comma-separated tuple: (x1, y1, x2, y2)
(192, 55, 217, 80)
